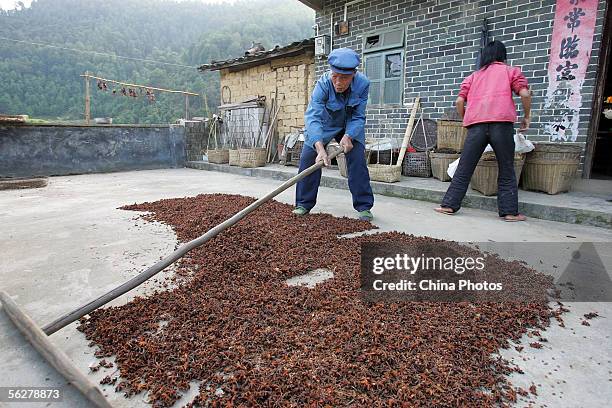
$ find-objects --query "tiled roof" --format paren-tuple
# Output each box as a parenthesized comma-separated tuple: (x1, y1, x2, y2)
(198, 38, 314, 72)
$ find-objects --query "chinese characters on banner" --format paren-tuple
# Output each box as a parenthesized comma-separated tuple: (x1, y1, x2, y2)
(544, 0, 598, 141)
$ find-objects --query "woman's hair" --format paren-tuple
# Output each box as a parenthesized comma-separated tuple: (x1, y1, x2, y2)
(480, 40, 507, 69)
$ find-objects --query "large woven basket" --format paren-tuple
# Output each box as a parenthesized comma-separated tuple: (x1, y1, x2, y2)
(238, 148, 267, 168)
(471, 154, 525, 196)
(402, 151, 432, 177)
(368, 164, 401, 183)
(430, 152, 460, 181)
(228, 149, 240, 166)
(207, 149, 229, 164)
(437, 120, 467, 152)
(522, 143, 581, 194)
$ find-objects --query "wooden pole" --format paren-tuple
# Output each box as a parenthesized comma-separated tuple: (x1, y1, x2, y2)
(84, 71, 91, 125)
(396, 97, 421, 168)
(265, 98, 283, 162)
(203, 94, 210, 118)
(0, 292, 113, 408)
(185, 94, 190, 120)
(41, 147, 344, 336)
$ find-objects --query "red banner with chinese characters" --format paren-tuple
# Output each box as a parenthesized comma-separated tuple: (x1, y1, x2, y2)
(544, 0, 599, 141)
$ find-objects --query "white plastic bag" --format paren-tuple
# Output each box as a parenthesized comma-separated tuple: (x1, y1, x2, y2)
(447, 158, 459, 178)
(478, 133, 533, 156)
(514, 131, 534, 153)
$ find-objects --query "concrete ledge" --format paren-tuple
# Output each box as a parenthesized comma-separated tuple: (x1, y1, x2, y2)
(186, 161, 612, 230)
(0, 177, 49, 190)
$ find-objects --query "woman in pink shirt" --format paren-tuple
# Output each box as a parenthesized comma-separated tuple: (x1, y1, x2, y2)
(435, 41, 532, 222)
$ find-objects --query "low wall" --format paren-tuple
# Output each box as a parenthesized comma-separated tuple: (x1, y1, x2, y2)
(0, 124, 185, 177)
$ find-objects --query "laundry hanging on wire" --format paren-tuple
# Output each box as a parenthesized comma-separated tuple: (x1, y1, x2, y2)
(90, 74, 198, 101)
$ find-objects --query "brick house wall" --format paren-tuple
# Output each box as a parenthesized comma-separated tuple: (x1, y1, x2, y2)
(219, 53, 316, 140)
(312, 0, 607, 164)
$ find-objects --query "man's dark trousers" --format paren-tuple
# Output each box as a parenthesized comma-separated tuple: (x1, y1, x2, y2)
(296, 134, 374, 212)
(441, 122, 518, 216)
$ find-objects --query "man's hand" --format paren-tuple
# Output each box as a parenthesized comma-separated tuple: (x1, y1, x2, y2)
(340, 134, 353, 153)
(519, 117, 531, 133)
(314, 141, 330, 166)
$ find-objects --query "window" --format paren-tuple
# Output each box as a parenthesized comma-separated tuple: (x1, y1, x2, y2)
(363, 27, 405, 105)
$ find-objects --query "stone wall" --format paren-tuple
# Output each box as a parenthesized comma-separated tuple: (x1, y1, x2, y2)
(219, 53, 316, 149)
(0, 124, 185, 177)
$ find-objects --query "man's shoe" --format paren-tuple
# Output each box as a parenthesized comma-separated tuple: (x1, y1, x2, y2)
(292, 206, 310, 216)
(358, 210, 373, 221)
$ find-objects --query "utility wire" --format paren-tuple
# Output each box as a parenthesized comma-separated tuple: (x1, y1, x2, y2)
(0, 36, 198, 69)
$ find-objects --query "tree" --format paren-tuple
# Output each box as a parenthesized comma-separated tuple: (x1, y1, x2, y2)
(0, 0, 314, 123)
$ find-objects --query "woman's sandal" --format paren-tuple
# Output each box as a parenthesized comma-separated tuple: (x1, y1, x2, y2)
(434, 207, 456, 215)
(502, 214, 527, 222)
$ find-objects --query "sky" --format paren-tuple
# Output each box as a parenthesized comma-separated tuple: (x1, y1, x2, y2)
(0, 0, 238, 10)
(0, 0, 32, 10)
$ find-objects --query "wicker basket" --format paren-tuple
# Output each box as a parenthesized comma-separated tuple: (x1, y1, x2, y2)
(411, 119, 438, 152)
(207, 149, 229, 164)
(228, 149, 240, 166)
(402, 151, 432, 177)
(430, 152, 460, 181)
(368, 164, 402, 183)
(437, 120, 467, 152)
(368, 150, 398, 165)
(238, 148, 267, 168)
(521, 143, 581, 194)
(471, 154, 525, 196)
(286, 141, 304, 166)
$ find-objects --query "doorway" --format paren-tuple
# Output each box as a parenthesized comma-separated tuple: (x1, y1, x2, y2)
(585, 0, 612, 179)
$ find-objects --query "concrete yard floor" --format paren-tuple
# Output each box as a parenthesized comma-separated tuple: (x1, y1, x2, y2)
(1, 168, 611, 408)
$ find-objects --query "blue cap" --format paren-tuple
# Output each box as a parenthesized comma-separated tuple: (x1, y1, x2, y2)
(328, 48, 360, 74)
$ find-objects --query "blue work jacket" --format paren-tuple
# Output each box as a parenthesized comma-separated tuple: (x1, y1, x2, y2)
(304, 71, 370, 149)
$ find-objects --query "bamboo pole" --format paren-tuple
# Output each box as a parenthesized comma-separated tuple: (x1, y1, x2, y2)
(84, 71, 91, 125)
(0, 292, 113, 408)
(396, 97, 421, 168)
(265, 98, 282, 162)
(266, 98, 276, 158)
(42, 147, 344, 336)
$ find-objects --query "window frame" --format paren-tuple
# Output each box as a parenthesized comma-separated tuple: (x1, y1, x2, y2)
(362, 25, 406, 107)
(363, 26, 405, 54)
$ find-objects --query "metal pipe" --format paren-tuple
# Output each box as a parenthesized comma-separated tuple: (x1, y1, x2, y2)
(330, 12, 333, 50)
(344, 0, 364, 22)
(42, 147, 344, 335)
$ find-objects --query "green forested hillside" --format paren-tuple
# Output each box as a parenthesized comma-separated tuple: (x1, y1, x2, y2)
(0, 0, 314, 123)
